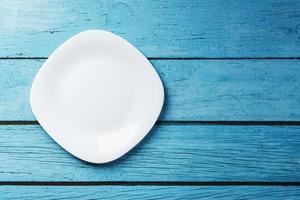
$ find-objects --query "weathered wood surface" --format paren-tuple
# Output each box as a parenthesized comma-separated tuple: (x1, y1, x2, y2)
(1, 59, 300, 121)
(0, 125, 299, 181)
(0, 0, 299, 58)
(0, 0, 300, 197)
(1, 186, 300, 200)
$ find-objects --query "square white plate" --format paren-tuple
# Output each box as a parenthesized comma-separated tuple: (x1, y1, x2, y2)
(30, 30, 164, 163)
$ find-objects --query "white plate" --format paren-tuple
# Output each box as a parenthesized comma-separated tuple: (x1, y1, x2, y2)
(30, 30, 164, 163)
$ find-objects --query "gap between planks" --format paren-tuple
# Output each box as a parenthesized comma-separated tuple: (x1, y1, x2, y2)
(0, 181, 299, 187)
(1, 121, 300, 126)
(0, 57, 300, 60)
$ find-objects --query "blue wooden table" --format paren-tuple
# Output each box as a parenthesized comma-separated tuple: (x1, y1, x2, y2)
(0, 0, 300, 199)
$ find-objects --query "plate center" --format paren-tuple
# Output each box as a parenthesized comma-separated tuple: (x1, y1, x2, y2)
(58, 58, 134, 134)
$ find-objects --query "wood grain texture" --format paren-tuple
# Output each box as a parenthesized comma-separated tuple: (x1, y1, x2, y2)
(0, 0, 299, 58)
(0, 186, 300, 199)
(0, 125, 299, 181)
(1, 0, 300, 198)
(1, 59, 300, 121)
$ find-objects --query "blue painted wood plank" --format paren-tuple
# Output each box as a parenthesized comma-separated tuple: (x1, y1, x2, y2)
(0, 0, 299, 58)
(0, 125, 299, 181)
(0, 186, 300, 199)
(1, 59, 300, 121)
